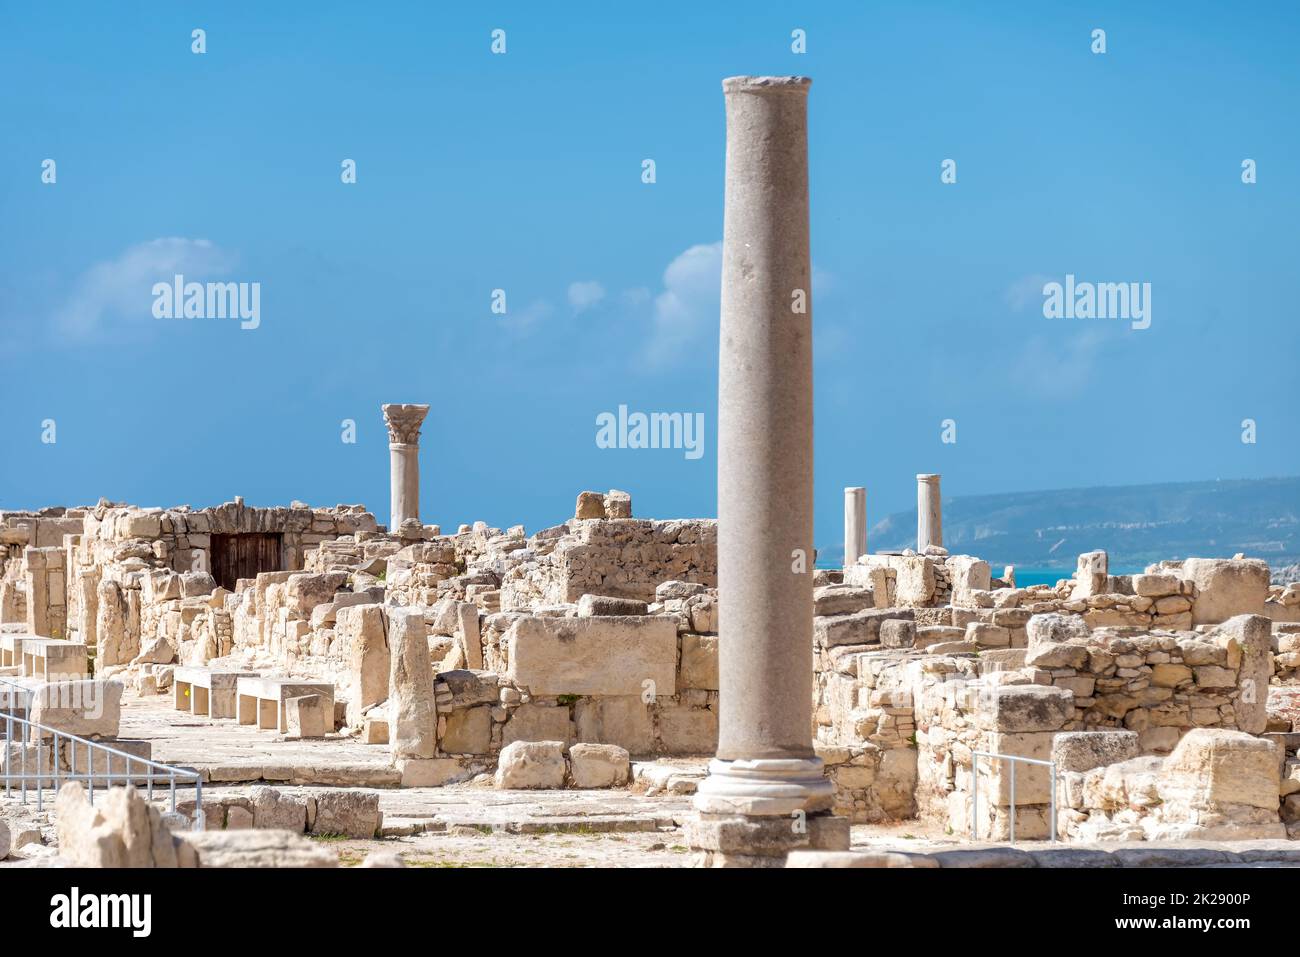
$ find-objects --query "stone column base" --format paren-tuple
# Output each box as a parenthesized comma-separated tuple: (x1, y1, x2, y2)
(687, 757, 848, 866)
(686, 811, 850, 868)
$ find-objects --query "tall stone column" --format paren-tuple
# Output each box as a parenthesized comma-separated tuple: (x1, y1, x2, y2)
(917, 473, 942, 552)
(690, 76, 841, 867)
(382, 404, 430, 536)
(844, 487, 866, 566)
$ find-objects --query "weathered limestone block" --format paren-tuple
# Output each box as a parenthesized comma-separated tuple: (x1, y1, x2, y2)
(1026, 612, 1090, 649)
(574, 696, 655, 754)
(29, 679, 123, 739)
(179, 829, 337, 867)
(441, 705, 492, 753)
(1158, 728, 1280, 814)
(338, 604, 389, 728)
(813, 584, 874, 617)
(1080, 755, 1165, 812)
(948, 556, 991, 607)
(657, 705, 719, 754)
(879, 619, 916, 649)
(285, 572, 346, 619)
(569, 743, 631, 788)
(603, 489, 632, 519)
(1026, 640, 1089, 669)
(286, 694, 328, 738)
(1208, 614, 1272, 734)
(657, 580, 706, 601)
(976, 684, 1074, 733)
(1182, 558, 1269, 625)
(502, 701, 573, 747)
(574, 491, 606, 520)
(964, 622, 1009, 648)
(455, 601, 483, 669)
(1070, 550, 1109, 601)
(310, 590, 379, 628)
(506, 615, 677, 696)
(814, 607, 914, 649)
(495, 740, 566, 789)
(55, 782, 179, 868)
(681, 633, 719, 689)
(312, 790, 382, 838)
(179, 571, 216, 597)
(978, 731, 1054, 805)
(249, 786, 309, 832)
(577, 594, 649, 617)
(387, 608, 436, 759)
(95, 578, 134, 666)
(916, 625, 965, 648)
(894, 556, 936, 605)
(1052, 730, 1140, 773)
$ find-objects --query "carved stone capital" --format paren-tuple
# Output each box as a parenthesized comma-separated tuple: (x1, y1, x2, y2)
(382, 404, 430, 445)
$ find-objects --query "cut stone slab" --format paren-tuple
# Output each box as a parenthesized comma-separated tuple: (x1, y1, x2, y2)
(506, 615, 677, 697)
(285, 694, 328, 739)
(976, 684, 1074, 733)
(29, 679, 123, 739)
(1052, 730, 1140, 773)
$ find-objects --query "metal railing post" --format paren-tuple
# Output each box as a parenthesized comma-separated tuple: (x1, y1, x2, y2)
(1050, 762, 1058, 843)
(971, 750, 1058, 847)
(1009, 759, 1016, 845)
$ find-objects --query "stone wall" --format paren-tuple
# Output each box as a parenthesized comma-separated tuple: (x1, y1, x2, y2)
(500, 518, 717, 609)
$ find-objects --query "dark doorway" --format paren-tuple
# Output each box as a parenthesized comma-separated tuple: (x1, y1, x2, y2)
(209, 533, 284, 591)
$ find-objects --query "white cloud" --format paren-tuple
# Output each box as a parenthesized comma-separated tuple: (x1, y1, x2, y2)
(54, 238, 236, 338)
(647, 242, 722, 363)
(1013, 328, 1108, 397)
(567, 280, 606, 312)
(644, 242, 831, 364)
(502, 298, 554, 333)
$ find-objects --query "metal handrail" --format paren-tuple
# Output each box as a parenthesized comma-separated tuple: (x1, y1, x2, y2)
(970, 750, 1057, 844)
(1, 708, 204, 830)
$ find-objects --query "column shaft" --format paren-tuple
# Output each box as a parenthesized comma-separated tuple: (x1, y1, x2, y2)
(844, 487, 866, 566)
(715, 76, 815, 762)
(917, 473, 942, 551)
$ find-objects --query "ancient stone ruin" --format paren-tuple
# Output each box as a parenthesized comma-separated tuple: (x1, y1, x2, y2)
(3, 76, 1298, 873)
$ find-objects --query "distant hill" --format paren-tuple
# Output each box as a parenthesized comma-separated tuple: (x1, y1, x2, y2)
(825, 477, 1300, 572)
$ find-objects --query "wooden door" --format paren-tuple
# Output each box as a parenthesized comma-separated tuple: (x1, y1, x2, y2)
(209, 533, 283, 591)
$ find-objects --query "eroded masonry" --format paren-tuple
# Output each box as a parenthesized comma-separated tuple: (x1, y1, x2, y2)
(2, 461, 1298, 867)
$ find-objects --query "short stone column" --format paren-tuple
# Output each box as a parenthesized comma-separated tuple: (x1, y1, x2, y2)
(689, 76, 841, 867)
(23, 546, 67, 639)
(844, 487, 866, 566)
(916, 473, 942, 552)
(382, 404, 430, 536)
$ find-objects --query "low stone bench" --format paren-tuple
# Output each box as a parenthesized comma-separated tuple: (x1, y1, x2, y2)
(0, 633, 34, 669)
(21, 639, 90, 680)
(174, 666, 259, 720)
(236, 677, 335, 733)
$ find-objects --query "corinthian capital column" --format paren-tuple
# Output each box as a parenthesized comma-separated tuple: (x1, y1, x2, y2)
(382, 404, 430, 536)
(689, 76, 842, 867)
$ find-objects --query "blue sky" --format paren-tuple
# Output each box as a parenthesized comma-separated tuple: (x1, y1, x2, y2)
(2, 2, 1297, 549)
